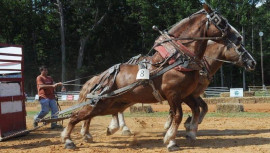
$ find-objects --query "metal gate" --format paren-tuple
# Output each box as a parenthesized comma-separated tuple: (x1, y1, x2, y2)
(0, 44, 26, 140)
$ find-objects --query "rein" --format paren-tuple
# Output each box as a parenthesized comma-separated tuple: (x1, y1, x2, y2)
(62, 75, 95, 84)
(62, 83, 83, 86)
(203, 56, 237, 64)
(60, 75, 95, 87)
(149, 10, 228, 60)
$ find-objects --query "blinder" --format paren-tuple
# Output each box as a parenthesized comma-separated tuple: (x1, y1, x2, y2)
(207, 11, 229, 37)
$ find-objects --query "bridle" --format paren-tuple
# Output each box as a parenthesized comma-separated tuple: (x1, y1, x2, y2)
(207, 11, 252, 66)
(149, 10, 230, 60)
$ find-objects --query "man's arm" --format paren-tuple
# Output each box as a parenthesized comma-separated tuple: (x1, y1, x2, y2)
(36, 76, 62, 89)
(38, 82, 62, 89)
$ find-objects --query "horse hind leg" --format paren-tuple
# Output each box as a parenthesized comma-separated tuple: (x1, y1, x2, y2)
(118, 112, 132, 136)
(183, 96, 200, 142)
(80, 119, 93, 142)
(61, 117, 78, 149)
(197, 97, 208, 124)
(106, 114, 120, 136)
(61, 106, 93, 149)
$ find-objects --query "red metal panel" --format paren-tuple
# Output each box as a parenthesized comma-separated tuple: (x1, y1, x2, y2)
(0, 95, 24, 102)
(0, 101, 2, 136)
(0, 53, 22, 56)
(0, 112, 26, 137)
(0, 59, 22, 63)
(0, 69, 22, 71)
(0, 44, 26, 138)
(0, 78, 22, 82)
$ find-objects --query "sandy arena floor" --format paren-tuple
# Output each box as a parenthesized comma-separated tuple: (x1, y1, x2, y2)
(0, 103, 270, 153)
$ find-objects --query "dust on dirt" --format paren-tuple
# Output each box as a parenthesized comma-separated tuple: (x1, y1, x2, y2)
(0, 103, 270, 153)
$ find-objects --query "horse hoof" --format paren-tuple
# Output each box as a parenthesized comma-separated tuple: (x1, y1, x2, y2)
(83, 137, 93, 143)
(185, 135, 196, 144)
(121, 130, 132, 136)
(184, 123, 190, 130)
(167, 144, 180, 152)
(106, 127, 112, 136)
(64, 142, 76, 149)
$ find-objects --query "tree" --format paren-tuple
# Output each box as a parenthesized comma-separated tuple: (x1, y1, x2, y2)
(56, 0, 66, 83)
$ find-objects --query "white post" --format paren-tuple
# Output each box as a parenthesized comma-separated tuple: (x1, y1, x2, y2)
(259, 32, 265, 90)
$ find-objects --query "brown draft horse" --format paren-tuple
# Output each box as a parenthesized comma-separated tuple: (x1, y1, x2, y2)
(61, 4, 246, 151)
(104, 40, 256, 141)
(164, 41, 256, 140)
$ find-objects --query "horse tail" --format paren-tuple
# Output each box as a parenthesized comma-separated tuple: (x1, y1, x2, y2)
(78, 75, 99, 103)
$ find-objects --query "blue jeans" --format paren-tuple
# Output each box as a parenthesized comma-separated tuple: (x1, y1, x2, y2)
(34, 98, 59, 124)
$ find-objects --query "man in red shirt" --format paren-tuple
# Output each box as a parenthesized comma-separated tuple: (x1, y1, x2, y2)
(33, 65, 63, 129)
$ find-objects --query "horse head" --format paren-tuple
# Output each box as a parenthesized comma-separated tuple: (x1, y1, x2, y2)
(221, 44, 256, 71)
(203, 4, 256, 71)
(166, 4, 249, 62)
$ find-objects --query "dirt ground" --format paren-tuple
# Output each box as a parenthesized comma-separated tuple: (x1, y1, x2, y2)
(1, 103, 270, 153)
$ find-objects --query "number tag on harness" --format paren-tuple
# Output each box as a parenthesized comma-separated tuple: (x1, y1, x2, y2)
(136, 69, 149, 80)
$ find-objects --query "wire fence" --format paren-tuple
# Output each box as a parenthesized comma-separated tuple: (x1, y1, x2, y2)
(204, 87, 230, 97)
(26, 86, 270, 102)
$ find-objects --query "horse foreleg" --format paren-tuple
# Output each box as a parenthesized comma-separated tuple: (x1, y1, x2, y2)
(61, 106, 93, 149)
(106, 114, 120, 136)
(80, 119, 93, 142)
(164, 100, 183, 151)
(118, 112, 132, 136)
(197, 96, 208, 124)
(164, 110, 173, 130)
(183, 95, 200, 142)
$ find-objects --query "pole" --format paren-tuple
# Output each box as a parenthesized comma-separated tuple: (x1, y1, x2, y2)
(259, 32, 265, 90)
(220, 66, 224, 87)
(242, 26, 246, 90)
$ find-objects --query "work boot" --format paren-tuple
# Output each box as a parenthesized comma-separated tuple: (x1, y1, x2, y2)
(51, 123, 63, 129)
(33, 117, 40, 128)
(33, 121, 38, 128)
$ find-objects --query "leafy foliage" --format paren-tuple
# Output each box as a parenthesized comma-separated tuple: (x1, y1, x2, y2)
(0, 0, 269, 95)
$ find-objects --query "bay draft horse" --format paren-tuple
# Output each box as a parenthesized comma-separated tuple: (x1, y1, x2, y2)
(105, 40, 256, 141)
(61, 4, 248, 151)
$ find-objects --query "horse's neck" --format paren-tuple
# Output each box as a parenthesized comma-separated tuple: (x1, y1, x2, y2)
(168, 13, 208, 60)
(204, 45, 226, 77)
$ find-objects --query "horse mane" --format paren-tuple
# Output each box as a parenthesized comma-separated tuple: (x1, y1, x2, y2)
(78, 75, 100, 103)
(168, 9, 205, 36)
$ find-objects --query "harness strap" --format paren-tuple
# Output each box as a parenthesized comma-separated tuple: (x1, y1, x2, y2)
(151, 57, 189, 79)
(126, 54, 142, 64)
(86, 55, 190, 105)
(91, 63, 121, 94)
(149, 80, 164, 102)
(58, 98, 99, 115)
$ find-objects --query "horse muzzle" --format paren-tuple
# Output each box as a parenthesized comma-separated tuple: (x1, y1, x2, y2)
(244, 59, 256, 71)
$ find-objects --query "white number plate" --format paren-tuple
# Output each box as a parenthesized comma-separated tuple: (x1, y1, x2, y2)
(136, 69, 149, 80)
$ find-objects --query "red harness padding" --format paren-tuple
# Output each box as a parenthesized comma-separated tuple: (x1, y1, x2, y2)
(154, 41, 194, 72)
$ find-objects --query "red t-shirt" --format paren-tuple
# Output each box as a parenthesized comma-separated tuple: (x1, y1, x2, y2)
(36, 75, 55, 99)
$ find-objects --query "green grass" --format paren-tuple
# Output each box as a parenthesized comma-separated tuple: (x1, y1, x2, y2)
(27, 111, 270, 118)
(27, 111, 38, 117)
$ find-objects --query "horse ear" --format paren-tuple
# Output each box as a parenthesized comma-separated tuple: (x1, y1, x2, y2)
(203, 3, 213, 13)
